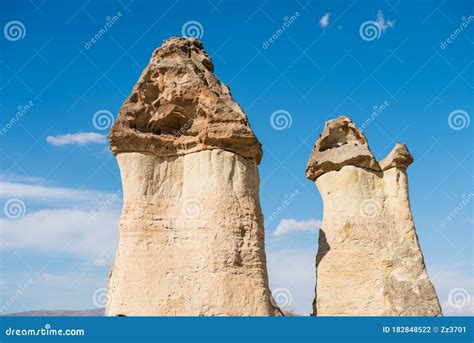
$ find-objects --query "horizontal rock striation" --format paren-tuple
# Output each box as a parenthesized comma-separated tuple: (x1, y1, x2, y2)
(106, 37, 278, 316)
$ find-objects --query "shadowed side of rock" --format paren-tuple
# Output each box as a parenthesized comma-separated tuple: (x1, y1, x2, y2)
(106, 37, 278, 316)
(307, 116, 442, 316)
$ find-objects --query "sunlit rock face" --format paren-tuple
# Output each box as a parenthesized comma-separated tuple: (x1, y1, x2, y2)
(306, 116, 442, 316)
(106, 37, 279, 316)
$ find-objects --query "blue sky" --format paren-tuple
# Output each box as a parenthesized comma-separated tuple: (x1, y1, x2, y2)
(0, 0, 473, 315)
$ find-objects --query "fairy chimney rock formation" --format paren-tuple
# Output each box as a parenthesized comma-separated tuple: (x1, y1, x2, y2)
(306, 116, 441, 316)
(106, 37, 278, 316)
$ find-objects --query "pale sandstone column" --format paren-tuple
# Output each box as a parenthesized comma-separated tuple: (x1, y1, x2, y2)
(106, 37, 279, 316)
(306, 116, 441, 316)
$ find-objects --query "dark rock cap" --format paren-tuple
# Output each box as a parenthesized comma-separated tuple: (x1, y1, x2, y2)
(379, 142, 414, 170)
(306, 116, 415, 180)
(109, 37, 262, 163)
(306, 116, 380, 181)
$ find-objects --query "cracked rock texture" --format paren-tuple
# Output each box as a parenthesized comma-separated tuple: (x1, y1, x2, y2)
(109, 37, 262, 163)
(307, 116, 441, 316)
(106, 37, 278, 316)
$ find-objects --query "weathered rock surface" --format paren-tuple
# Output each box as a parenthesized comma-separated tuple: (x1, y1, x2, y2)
(307, 116, 441, 316)
(306, 116, 380, 181)
(379, 142, 414, 170)
(109, 37, 262, 163)
(106, 37, 278, 316)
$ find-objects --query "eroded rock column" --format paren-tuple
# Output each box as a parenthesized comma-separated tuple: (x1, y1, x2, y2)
(306, 116, 441, 316)
(106, 37, 279, 316)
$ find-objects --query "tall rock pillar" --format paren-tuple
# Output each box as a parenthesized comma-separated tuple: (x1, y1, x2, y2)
(106, 37, 279, 316)
(306, 116, 441, 316)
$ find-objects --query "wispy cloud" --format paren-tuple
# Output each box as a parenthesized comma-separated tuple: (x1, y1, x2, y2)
(0, 271, 108, 314)
(0, 208, 119, 258)
(376, 10, 395, 32)
(0, 174, 122, 257)
(428, 261, 474, 316)
(0, 176, 121, 314)
(46, 132, 106, 146)
(273, 218, 321, 236)
(442, 292, 474, 316)
(0, 181, 115, 204)
(319, 13, 330, 29)
(0, 173, 45, 184)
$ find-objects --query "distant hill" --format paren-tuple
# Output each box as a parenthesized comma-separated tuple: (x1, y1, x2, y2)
(3, 308, 104, 316)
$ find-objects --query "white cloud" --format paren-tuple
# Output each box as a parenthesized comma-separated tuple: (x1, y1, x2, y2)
(273, 218, 321, 236)
(47, 132, 106, 146)
(442, 292, 474, 316)
(0, 207, 119, 258)
(0, 173, 45, 184)
(93, 256, 108, 267)
(0, 181, 115, 204)
(267, 246, 474, 316)
(0, 177, 122, 258)
(428, 262, 474, 316)
(0, 271, 108, 314)
(0, 176, 121, 314)
(319, 13, 330, 29)
(376, 10, 395, 32)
